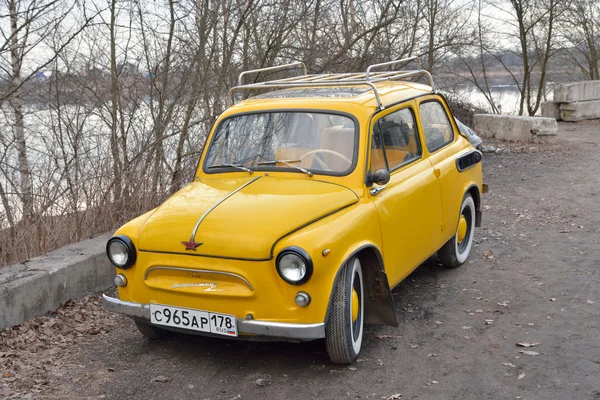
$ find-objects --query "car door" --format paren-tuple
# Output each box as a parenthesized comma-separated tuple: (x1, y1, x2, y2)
(368, 102, 444, 287)
(417, 97, 466, 244)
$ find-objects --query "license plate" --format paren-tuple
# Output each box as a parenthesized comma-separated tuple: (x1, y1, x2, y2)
(149, 304, 238, 337)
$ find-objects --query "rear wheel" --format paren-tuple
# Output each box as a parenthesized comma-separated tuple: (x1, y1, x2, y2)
(439, 193, 476, 268)
(134, 320, 172, 339)
(325, 257, 364, 364)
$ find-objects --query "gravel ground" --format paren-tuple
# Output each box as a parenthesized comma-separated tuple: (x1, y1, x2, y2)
(1, 122, 599, 400)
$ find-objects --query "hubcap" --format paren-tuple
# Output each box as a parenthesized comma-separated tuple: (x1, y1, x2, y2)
(351, 288, 359, 322)
(457, 215, 467, 244)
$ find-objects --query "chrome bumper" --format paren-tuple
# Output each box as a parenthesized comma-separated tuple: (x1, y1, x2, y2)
(102, 294, 325, 340)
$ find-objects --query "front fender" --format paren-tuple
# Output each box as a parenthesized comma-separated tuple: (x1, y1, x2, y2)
(272, 201, 397, 326)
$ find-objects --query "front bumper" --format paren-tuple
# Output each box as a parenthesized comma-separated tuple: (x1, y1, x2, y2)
(102, 294, 325, 341)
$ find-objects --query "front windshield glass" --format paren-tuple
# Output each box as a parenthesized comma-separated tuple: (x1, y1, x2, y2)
(204, 112, 356, 175)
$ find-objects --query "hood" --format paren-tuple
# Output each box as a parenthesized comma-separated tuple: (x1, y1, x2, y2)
(138, 175, 358, 260)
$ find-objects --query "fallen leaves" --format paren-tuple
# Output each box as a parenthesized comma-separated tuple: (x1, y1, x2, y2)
(0, 292, 123, 396)
(483, 250, 495, 260)
(152, 375, 171, 383)
(386, 394, 402, 400)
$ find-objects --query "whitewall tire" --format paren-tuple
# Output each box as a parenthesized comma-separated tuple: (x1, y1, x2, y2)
(439, 193, 476, 268)
(325, 257, 364, 364)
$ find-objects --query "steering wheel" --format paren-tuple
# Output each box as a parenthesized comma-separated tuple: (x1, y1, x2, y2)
(300, 149, 351, 170)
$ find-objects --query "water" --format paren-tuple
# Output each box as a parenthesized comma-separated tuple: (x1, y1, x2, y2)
(450, 83, 553, 116)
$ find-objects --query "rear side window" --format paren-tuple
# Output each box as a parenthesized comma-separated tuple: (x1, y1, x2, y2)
(370, 107, 422, 172)
(420, 101, 454, 153)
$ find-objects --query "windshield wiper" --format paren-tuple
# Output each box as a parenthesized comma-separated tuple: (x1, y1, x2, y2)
(208, 163, 253, 174)
(257, 159, 313, 177)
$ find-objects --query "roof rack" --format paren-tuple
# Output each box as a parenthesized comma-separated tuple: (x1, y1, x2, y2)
(227, 57, 435, 110)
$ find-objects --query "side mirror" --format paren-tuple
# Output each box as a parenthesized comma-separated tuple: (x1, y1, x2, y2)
(370, 169, 390, 185)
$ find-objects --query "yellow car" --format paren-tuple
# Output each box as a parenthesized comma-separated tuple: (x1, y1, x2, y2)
(103, 58, 483, 364)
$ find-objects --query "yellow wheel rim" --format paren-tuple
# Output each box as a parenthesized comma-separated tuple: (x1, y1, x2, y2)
(351, 288, 359, 322)
(457, 215, 467, 244)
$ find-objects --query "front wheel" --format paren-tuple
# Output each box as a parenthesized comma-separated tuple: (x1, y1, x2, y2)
(325, 257, 364, 364)
(438, 193, 476, 268)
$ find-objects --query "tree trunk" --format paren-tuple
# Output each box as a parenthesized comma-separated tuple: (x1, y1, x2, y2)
(10, 0, 33, 221)
(0, 180, 15, 231)
(109, 0, 122, 211)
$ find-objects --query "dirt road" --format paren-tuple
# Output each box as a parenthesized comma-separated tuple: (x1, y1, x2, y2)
(2, 122, 599, 400)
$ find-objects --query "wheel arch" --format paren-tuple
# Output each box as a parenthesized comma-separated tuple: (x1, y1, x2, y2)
(466, 183, 482, 227)
(325, 244, 399, 327)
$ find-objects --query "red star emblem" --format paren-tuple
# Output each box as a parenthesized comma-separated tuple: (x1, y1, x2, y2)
(181, 240, 202, 251)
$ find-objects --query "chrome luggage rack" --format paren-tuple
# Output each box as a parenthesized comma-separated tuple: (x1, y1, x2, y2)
(227, 57, 435, 110)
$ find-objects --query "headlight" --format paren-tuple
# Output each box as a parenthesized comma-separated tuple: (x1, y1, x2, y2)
(106, 235, 136, 269)
(276, 247, 313, 285)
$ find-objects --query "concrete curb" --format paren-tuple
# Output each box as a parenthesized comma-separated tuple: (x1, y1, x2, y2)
(473, 114, 558, 142)
(0, 233, 114, 330)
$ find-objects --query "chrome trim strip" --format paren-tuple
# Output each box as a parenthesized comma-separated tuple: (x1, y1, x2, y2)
(103, 294, 151, 319)
(189, 176, 261, 243)
(238, 320, 325, 340)
(143, 266, 254, 291)
(102, 295, 325, 340)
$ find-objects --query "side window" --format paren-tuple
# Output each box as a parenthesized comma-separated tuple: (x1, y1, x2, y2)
(419, 100, 454, 153)
(370, 107, 422, 173)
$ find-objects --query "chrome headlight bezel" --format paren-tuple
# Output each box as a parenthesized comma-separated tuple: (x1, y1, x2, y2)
(276, 246, 313, 285)
(106, 235, 136, 269)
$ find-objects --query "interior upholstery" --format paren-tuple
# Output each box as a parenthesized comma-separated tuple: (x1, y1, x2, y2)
(274, 147, 313, 162)
(318, 126, 354, 171)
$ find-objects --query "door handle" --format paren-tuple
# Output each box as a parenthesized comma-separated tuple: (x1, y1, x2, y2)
(370, 185, 386, 196)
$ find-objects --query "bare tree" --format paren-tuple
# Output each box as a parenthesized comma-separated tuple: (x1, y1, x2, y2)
(560, 0, 599, 80)
(485, 0, 569, 115)
(422, 0, 474, 73)
(444, 0, 503, 113)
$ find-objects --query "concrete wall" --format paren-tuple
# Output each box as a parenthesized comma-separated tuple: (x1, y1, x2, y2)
(560, 100, 600, 122)
(547, 81, 600, 122)
(541, 101, 561, 120)
(554, 81, 600, 103)
(0, 233, 114, 330)
(473, 114, 558, 142)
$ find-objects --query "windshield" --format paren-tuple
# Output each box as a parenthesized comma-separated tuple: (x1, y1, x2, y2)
(204, 112, 356, 175)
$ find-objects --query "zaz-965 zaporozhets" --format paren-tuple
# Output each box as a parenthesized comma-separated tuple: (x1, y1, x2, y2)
(103, 57, 484, 364)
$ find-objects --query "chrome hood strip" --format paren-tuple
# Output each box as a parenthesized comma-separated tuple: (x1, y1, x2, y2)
(189, 175, 262, 243)
(143, 266, 253, 291)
